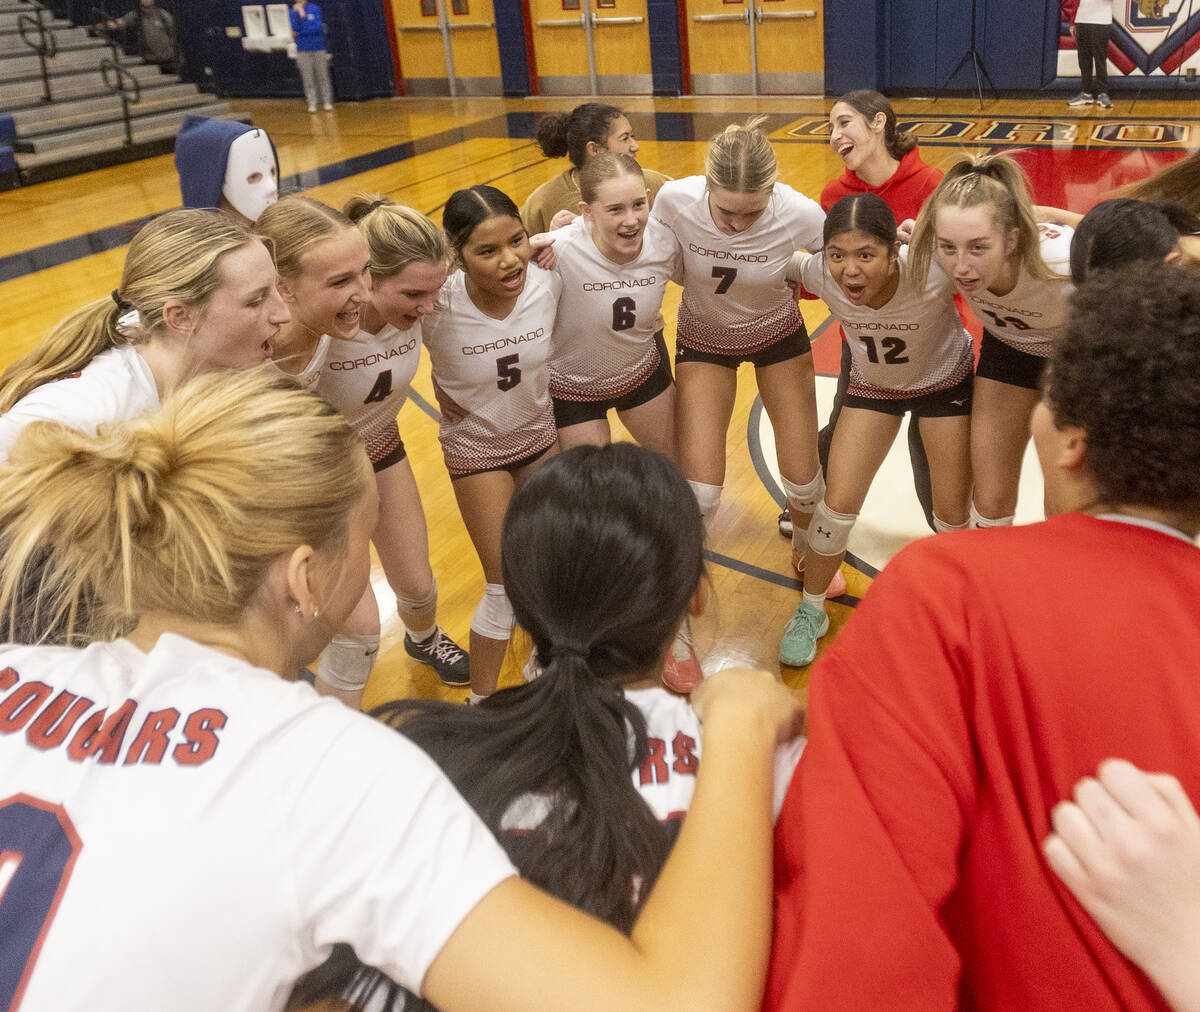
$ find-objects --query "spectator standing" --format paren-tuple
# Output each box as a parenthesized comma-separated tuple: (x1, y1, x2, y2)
(291, 0, 334, 113)
(1065, 0, 1114, 109)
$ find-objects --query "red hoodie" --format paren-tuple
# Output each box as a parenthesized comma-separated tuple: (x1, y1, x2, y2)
(819, 146, 943, 218)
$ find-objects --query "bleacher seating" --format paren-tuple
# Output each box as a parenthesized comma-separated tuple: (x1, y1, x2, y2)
(0, 0, 249, 188)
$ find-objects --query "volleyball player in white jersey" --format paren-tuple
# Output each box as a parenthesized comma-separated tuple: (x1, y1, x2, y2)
(254, 196, 373, 395)
(650, 118, 837, 680)
(422, 185, 561, 700)
(0, 368, 802, 1012)
(309, 196, 473, 696)
(288, 441, 803, 1011)
(777, 194, 972, 666)
(908, 153, 1075, 528)
(548, 152, 681, 460)
(0, 210, 286, 462)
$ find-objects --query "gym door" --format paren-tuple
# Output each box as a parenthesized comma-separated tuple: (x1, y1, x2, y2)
(392, 0, 502, 96)
(684, 0, 822, 94)
(529, 0, 652, 95)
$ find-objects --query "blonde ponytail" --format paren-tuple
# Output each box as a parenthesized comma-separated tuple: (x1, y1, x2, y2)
(909, 152, 1057, 285)
(705, 115, 777, 194)
(0, 209, 256, 414)
(0, 369, 368, 643)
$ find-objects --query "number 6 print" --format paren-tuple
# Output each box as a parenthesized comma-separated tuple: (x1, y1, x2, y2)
(0, 794, 82, 1010)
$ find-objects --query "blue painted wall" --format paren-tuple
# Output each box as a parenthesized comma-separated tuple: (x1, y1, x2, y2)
(825, 0, 1067, 95)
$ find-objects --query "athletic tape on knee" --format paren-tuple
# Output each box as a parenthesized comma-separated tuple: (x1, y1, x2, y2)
(780, 471, 825, 513)
(396, 576, 438, 617)
(316, 633, 380, 692)
(688, 481, 723, 528)
(470, 582, 514, 640)
(807, 501, 858, 557)
(933, 515, 969, 533)
(969, 504, 1015, 529)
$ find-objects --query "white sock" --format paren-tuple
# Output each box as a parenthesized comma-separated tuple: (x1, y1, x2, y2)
(802, 589, 826, 611)
(969, 503, 1015, 529)
(407, 624, 437, 643)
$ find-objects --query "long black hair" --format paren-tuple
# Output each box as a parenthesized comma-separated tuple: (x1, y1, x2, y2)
(1069, 198, 1200, 283)
(288, 443, 706, 1009)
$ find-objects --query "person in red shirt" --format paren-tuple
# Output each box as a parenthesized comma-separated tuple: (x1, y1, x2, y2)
(782, 90, 944, 539)
(766, 260, 1200, 1010)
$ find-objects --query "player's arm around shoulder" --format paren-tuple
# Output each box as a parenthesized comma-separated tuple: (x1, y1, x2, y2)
(422, 666, 803, 1012)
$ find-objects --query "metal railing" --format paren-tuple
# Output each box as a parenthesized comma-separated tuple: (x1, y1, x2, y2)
(99, 56, 138, 145)
(17, 7, 57, 102)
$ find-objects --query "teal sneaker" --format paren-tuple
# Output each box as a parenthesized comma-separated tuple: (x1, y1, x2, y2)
(778, 601, 830, 667)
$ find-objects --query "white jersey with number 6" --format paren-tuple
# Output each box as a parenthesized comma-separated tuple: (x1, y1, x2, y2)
(790, 247, 972, 398)
(318, 323, 422, 465)
(651, 176, 824, 354)
(422, 267, 561, 474)
(549, 216, 682, 401)
(961, 224, 1074, 358)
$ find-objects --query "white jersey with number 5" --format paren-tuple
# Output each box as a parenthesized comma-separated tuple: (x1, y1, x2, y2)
(549, 216, 682, 401)
(318, 323, 422, 465)
(790, 247, 972, 398)
(422, 267, 561, 474)
(961, 224, 1074, 358)
(0, 634, 516, 1012)
(651, 176, 824, 354)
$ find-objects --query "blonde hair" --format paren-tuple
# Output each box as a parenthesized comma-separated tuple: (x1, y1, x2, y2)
(1117, 148, 1200, 216)
(255, 194, 352, 280)
(343, 193, 449, 279)
(0, 369, 368, 644)
(908, 152, 1057, 285)
(579, 152, 644, 205)
(0, 210, 256, 414)
(705, 116, 777, 194)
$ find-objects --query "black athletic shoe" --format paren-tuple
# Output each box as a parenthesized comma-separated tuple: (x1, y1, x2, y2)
(405, 628, 470, 686)
(777, 508, 793, 538)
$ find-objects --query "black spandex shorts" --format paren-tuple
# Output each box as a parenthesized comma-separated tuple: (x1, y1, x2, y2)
(373, 437, 408, 473)
(843, 371, 974, 418)
(674, 322, 811, 371)
(975, 330, 1047, 390)
(553, 331, 673, 428)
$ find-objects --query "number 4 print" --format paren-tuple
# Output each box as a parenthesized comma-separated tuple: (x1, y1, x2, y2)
(0, 795, 81, 1011)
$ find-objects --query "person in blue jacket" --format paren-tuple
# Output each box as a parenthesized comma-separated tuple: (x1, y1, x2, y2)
(290, 1, 334, 112)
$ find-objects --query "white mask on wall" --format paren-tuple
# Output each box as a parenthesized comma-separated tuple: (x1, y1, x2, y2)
(221, 129, 278, 222)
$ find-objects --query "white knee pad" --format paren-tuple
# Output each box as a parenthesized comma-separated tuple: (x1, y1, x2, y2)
(807, 501, 858, 557)
(933, 515, 969, 533)
(395, 576, 438, 616)
(470, 582, 514, 640)
(688, 481, 723, 529)
(969, 504, 1015, 529)
(780, 471, 825, 514)
(316, 633, 380, 692)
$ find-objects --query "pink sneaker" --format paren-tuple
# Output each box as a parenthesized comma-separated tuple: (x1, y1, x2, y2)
(662, 625, 703, 694)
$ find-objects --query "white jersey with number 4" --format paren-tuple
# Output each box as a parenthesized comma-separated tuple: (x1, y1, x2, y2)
(318, 323, 422, 465)
(549, 216, 682, 401)
(651, 176, 824, 354)
(422, 267, 561, 474)
(0, 634, 516, 1012)
(961, 224, 1074, 358)
(789, 247, 972, 398)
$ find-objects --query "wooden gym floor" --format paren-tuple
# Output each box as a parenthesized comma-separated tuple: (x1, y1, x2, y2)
(0, 93, 1192, 707)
